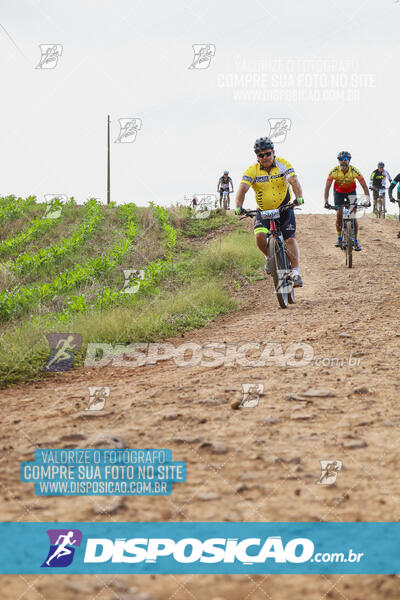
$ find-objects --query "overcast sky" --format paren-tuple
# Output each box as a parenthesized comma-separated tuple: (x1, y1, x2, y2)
(1, 0, 399, 213)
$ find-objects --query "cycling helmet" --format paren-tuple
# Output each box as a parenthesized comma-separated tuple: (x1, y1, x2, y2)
(378, 162, 384, 168)
(223, 170, 229, 175)
(337, 151, 351, 161)
(254, 137, 274, 153)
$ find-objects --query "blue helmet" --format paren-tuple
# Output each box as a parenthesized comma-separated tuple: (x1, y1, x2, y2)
(378, 162, 384, 168)
(337, 151, 351, 161)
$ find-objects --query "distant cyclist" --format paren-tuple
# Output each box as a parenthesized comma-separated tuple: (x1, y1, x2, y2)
(369, 162, 392, 215)
(389, 173, 400, 238)
(324, 151, 370, 251)
(234, 137, 304, 287)
(217, 171, 234, 208)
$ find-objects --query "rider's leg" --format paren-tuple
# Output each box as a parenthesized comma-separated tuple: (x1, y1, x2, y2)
(219, 194, 222, 208)
(280, 207, 299, 269)
(333, 191, 345, 242)
(336, 206, 343, 237)
(373, 190, 378, 215)
(255, 231, 268, 257)
(285, 237, 299, 268)
(254, 212, 271, 272)
(354, 217, 358, 239)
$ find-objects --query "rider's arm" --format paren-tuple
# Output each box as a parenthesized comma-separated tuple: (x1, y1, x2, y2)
(217, 179, 220, 192)
(230, 178, 234, 193)
(389, 174, 400, 199)
(370, 171, 375, 188)
(235, 182, 250, 210)
(357, 175, 370, 197)
(288, 175, 302, 199)
(324, 178, 333, 204)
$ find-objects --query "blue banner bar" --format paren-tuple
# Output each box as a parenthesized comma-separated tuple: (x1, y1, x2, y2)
(0, 522, 399, 574)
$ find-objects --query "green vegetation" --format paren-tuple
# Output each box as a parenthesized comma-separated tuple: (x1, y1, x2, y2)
(0, 199, 263, 387)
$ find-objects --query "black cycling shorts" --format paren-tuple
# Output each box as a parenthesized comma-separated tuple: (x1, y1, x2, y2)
(334, 189, 357, 206)
(253, 200, 296, 240)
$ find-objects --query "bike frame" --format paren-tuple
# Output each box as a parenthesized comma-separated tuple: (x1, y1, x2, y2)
(372, 186, 386, 218)
(325, 197, 370, 267)
(267, 219, 289, 271)
(221, 190, 230, 209)
(341, 205, 355, 247)
(240, 204, 298, 307)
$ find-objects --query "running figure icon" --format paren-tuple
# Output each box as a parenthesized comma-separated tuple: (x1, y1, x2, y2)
(45, 531, 77, 566)
(42, 333, 82, 372)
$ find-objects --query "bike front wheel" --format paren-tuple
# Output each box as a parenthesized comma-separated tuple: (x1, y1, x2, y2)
(345, 220, 352, 268)
(268, 236, 292, 308)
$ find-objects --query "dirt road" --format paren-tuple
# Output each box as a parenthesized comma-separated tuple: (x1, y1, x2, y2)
(1, 214, 400, 599)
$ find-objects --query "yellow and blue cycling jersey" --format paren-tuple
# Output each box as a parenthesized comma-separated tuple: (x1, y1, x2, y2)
(241, 157, 296, 210)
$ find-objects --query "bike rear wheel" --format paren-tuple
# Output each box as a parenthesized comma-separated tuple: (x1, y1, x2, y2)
(268, 236, 292, 308)
(345, 220, 352, 268)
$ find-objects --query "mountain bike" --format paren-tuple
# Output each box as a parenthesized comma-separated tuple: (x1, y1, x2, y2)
(325, 197, 370, 268)
(221, 190, 230, 210)
(240, 201, 300, 308)
(370, 185, 386, 219)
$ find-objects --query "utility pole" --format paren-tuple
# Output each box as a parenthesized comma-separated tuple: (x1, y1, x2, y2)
(107, 114, 110, 205)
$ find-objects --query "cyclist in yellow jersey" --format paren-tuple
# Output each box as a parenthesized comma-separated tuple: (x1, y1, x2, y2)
(324, 151, 370, 250)
(235, 137, 304, 287)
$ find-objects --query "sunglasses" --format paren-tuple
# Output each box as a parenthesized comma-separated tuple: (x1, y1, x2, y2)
(257, 151, 273, 159)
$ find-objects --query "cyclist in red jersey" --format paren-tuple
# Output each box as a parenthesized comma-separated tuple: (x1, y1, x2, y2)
(324, 151, 370, 251)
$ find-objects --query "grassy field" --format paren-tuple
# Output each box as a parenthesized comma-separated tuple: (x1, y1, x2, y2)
(0, 199, 263, 387)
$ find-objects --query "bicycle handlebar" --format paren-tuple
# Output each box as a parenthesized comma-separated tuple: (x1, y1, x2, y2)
(239, 201, 300, 219)
(325, 200, 371, 211)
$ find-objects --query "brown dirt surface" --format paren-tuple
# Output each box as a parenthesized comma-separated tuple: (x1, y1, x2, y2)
(1, 213, 400, 599)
